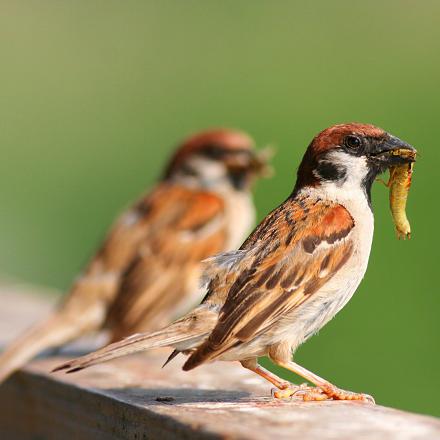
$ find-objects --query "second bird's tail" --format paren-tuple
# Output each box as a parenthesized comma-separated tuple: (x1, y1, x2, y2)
(53, 307, 217, 373)
(0, 307, 102, 383)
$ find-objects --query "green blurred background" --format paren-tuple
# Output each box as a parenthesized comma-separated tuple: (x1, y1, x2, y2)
(0, 1, 438, 417)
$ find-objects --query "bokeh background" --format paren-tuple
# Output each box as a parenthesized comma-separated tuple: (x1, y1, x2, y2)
(0, 1, 439, 417)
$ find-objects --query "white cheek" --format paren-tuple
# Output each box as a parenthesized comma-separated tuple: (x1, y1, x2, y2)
(314, 151, 370, 204)
(327, 150, 369, 187)
(186, 156, 227, 181)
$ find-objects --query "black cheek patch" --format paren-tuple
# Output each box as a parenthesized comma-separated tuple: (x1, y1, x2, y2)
(229, 170, 248, 190)
(315, 161, 347, 182)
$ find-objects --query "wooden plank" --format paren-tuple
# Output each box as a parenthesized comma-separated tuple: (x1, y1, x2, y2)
(0, 288, 439, 439)
(0, 282, 56, 345)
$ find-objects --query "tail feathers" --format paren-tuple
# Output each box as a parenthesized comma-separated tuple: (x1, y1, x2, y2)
(53, 309, 217, 374)
(0, 311, 97, 383)
(162, 349, 180, 368)
(183, 341, 219, 371)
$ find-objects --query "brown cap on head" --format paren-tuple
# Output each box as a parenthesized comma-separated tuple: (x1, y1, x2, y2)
(311, 123, 386, 155)
(164, 129, 256, 178)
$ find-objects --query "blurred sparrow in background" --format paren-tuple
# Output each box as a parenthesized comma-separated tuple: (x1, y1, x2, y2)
(56, 123, 416, 403)
(0, 129, 270, 383)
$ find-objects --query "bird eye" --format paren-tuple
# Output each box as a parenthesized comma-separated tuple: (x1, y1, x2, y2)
(344, 135, 361, 149)
(203, 144, 226, 159)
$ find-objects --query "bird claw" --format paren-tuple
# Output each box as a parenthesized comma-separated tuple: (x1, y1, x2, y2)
(319, 385, 376, 404)
(271, 385, 292, 399)
(272, 383, 375, 404)
(272, 383, 325, 400)
(272, 387, 297, 399)
(295, 387, 329, 401)
(363, 394, 376, 404)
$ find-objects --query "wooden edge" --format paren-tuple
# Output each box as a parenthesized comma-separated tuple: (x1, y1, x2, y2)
(0, 288, 439, 439)
(0, 353, 439, 440)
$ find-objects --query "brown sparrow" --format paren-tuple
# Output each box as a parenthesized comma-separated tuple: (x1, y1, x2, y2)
(55, 123, 416, 403)
(0, 129, 269, 383)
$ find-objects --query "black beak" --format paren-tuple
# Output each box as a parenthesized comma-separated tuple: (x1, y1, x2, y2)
(226, 147, 274, 177)
(370, 134, 417, 167)
(249, 147, 274, 177)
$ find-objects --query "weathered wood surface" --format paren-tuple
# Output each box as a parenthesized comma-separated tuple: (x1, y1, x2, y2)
(0, 286, 440, 440)
(0, 281, 57, 345)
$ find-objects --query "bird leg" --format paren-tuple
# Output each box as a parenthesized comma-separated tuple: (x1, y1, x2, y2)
(240, 359, 315, 398)
(241, 359, 290, 389)
(274, 359, 375, 403)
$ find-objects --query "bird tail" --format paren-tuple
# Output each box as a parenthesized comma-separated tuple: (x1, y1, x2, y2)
(53, 307, 217, 374)
(0, 307, 101, 383)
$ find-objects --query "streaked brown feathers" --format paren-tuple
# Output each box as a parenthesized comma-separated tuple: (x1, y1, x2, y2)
(105, 184, 228, 341)
(183, 198, 354, 370)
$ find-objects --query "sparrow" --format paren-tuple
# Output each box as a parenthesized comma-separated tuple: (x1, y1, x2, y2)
(55, 123, 416, 403)
(0, 129, 270, 383)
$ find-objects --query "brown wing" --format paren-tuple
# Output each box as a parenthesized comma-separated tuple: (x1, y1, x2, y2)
(106, 185, 228, 340)
(184, 197, 355, 370)
(58, 185, 176, 314)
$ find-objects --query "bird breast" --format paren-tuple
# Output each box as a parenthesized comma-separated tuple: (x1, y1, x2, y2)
(223, 190, 256, 251)
(277, 192, 375, 352)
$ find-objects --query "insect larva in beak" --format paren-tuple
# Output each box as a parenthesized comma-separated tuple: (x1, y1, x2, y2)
(387, 162, 414, 239)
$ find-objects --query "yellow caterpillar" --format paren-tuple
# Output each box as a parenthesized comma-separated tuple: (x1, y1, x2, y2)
(384, 157, 415, 239)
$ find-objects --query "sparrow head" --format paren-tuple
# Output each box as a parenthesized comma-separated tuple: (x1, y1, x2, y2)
(294, 123, 416, 201)
(163, 129, 271, 191)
